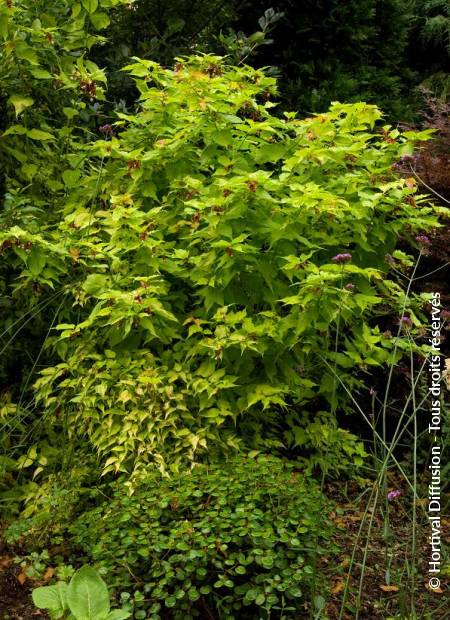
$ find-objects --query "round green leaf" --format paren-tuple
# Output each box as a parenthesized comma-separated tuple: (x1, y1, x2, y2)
(90, 11, 110, 30)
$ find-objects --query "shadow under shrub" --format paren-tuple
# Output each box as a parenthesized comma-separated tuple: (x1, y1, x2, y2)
(72, 455, 335, 619)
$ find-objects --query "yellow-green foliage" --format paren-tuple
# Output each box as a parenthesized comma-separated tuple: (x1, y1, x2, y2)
(0, 32, 443, 477)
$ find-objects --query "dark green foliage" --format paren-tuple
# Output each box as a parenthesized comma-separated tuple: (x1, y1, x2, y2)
(409, 0, 450, 98)
(90, 0, 236, 103)
(417, 0, 450, 57)
(89, 0, 434, 119)
(102, 0, 235, 65)
(232, 0, 417, 119)
(72, 455, 335, 619)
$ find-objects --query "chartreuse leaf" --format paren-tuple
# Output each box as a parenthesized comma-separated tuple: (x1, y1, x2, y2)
(0, 12, 9, 39)
(62, 169, 82, 187)
(90, 11, 110, 29)
(67, 566, 110, 619)
(29, 67, 53, 79)
(81, 0, 98, 13)
(82, 274, 109, 296)
(1, 124, 27, 137)
(27, 129, 55, 141)
(14, 42, 38, 64)
(8, 94, 33, 117)
(32, 582, 68, 619)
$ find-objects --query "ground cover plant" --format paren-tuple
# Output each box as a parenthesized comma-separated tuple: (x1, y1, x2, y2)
(71, 456, 335, 619)
(0, 1, 449, 619)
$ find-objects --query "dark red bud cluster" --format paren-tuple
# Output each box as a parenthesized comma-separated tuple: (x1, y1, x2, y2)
(0, 239, 13, 254)
(9, 239, 33, 252)
(205, 64, 222, 77)
(80, 80, 97, 98)
(127, 160, 141, 170)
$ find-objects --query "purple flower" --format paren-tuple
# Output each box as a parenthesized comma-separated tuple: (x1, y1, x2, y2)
(400, 316, 412, 328)
(344, 282, 355, 291)
(400, 155, 414, 164)
(332, 252, 352, 264)
(99, 124, 113, 135)
(441, 309, 450, 320)
(387, 489, 401, 501)
(416, 234, 431, 247)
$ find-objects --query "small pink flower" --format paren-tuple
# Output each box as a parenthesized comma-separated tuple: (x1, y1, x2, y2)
(400, 155, 414, 164)
(416, 234, 431, 247)
(400, 316, 412, 328)
(387, 489, 401, 501)
(332, 253, 352, 264)
(345, 282, 355, 291)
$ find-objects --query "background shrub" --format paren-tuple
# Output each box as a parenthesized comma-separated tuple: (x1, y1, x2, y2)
(96, 0, 420, 119)
(232, 0, 417, 119)
(72, 455, 335, 619)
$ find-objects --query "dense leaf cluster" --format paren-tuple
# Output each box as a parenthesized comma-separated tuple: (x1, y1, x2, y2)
(72, 456, 335, 619)
(2, 49, 442, 477)
(0, 3, 447, 618)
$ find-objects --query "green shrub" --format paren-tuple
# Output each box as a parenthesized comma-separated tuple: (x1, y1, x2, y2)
(1, 54, 443, 477)
(4, 464, 99, 546)
(0, 0, 129, 477)
(26, 55, 442, 477)
(72, 455, 335, 619)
